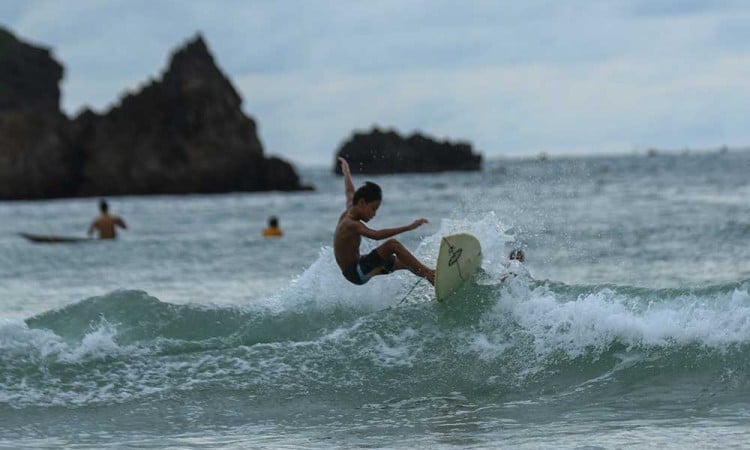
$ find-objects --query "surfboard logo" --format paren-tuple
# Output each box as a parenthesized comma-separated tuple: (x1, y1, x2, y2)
(443, 237, 471, 280)
(448, 246, 463, 267)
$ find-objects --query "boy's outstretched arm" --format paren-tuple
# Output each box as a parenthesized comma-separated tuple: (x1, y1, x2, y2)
(339, 157, 355, 209)
(355, 218, 429, 241)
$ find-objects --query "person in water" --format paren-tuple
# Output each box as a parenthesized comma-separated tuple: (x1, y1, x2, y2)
(87, 199, 127, 239)
(333, 157, 435, 285)
(500, 248, 531, 282)
(262, 216, 283, 238)
(509, 249, 525, 263)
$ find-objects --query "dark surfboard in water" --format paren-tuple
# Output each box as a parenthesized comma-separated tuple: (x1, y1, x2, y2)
(19, 233, 93, 243)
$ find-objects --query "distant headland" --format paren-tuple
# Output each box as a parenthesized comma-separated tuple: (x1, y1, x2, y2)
(334, 127, 482, 175)
(0, 26, 310, 200)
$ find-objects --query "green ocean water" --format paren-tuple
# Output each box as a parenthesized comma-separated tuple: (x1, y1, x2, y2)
(1, 151, 750, 448)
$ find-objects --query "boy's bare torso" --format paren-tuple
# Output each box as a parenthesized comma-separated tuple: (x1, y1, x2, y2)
(334, 211, 362, 269)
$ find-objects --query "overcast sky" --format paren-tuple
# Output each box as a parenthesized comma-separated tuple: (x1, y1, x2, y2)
(2, 0, 750, 165)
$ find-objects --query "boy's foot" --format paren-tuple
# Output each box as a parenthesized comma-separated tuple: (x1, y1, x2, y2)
(425, 269, 435, 286)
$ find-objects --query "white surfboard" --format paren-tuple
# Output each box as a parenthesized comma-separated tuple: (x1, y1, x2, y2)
(434, 233, 483, 302)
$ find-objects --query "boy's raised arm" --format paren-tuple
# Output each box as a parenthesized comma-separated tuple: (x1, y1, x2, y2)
(338, 157, 355, 209)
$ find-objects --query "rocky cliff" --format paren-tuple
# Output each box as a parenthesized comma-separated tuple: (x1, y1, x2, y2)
(334, 127, 482, 175)
(0, 27, 308, 200)
(0, 28, 79, 199)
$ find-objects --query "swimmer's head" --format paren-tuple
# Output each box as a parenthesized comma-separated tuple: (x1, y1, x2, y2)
(509, 249, 525, 262)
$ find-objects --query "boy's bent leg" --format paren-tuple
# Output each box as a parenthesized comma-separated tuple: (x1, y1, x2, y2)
(375, 239, 435, 285)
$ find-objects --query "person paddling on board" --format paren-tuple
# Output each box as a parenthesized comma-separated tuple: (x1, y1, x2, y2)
(333, 157, 435, 285)
(87, 199, 127, 239)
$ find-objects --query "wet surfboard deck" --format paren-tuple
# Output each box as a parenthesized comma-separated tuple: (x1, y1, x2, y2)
(434, 233, 483, 302)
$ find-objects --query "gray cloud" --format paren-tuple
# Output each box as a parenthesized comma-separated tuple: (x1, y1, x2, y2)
(2, 0, 750, 165)
(626, 0, 741, 17)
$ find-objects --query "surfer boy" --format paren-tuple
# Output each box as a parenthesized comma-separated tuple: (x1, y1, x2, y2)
(334, 157, 435, 285)
(87, 199, 127, 239)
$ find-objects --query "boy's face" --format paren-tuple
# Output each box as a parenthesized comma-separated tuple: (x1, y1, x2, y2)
(357, 199, 381, 222)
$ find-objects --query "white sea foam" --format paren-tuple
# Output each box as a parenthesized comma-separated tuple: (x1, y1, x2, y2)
(493, 280, 750, 360)
(277, 245, 427, 312)
(61, 319, 123, 362)
(368, 327, 420, 367)
(0, 317, 141, 364)
(0, 318, 67, 360)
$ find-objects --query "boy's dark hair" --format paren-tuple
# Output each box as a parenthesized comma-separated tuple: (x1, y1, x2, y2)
(268, 216, 279, 227)
(99, 199, 108, 213)
(353, 182, 382, 204)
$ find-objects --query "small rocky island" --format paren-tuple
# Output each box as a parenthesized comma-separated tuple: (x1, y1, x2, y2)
(0, 27, 309, 200)
(333, 127, 482, 175)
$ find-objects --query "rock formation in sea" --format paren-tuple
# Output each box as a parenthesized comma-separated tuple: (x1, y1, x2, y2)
(0, 27, 79, 199)
(72, 34, 309, 195)
(333, 127, 482, 175)
(0, 27, 309, 200)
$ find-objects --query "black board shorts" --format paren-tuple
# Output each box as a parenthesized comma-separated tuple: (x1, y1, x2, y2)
(342, 249, 396, 285)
